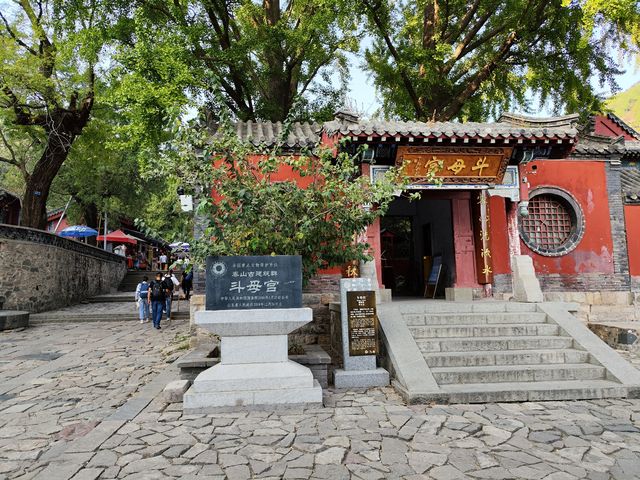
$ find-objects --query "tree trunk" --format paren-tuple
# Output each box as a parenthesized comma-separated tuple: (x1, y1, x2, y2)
(20, 130, 74, 230)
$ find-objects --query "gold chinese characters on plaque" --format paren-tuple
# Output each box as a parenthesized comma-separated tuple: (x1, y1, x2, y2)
(396, 146, 513, 185)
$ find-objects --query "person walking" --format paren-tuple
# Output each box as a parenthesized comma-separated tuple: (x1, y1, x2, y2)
(135, 276, 150, 324)
(182, 269, 193, 300)
(163, 270, 179, 321)
(148, 272, 169, 330)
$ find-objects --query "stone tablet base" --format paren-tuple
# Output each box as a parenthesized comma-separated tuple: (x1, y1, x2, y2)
(184, 307, 323, 411)
(334, 368, 390, 389)
(184, 361, 323, 410)
(184, 379, 322, 413)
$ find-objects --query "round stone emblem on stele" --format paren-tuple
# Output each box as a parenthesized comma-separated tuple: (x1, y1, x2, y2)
(210, 261, 227, 276)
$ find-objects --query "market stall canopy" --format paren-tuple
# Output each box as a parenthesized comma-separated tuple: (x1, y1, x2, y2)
(121, 227, 168, 248)
(97, 229, 138, 244)
(169, 241, 190, 252)
(58, 225, 99, 238)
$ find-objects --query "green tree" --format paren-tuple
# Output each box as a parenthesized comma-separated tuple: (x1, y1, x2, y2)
(49, 103, 158, 231)
(0, 0, 119, 228)
(114, 0, 358, 128)
(361, 0, 640, 121)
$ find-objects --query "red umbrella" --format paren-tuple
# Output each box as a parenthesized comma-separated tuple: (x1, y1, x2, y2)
(97, 229, 138, 245)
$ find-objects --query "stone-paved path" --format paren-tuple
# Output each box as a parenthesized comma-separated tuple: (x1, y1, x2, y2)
(2, 321, 640, 479)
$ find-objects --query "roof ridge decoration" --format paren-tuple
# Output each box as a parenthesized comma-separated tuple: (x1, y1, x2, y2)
(497, 112, 580, 128)
(333, 108, 359, 124)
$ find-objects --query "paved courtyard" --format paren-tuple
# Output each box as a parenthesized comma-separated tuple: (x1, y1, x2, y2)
(2, 321, 640, 479)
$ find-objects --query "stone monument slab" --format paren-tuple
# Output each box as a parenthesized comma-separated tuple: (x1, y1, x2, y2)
(205, 255, 302, 310)
(183, 255, 322, 412)
(334, 278, 389, 388)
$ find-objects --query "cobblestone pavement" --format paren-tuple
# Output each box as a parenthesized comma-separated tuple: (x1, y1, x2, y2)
(2, 321, 640, 479)
(30, 299, 190, 316)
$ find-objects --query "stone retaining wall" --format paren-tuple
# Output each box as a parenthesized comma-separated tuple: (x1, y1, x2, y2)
(0, 224, 127, 313)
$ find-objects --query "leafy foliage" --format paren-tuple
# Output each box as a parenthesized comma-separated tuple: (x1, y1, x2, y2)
(111, 0, 358, 136)
(361, 0, 640, 121)
(163, 112, 422, 283)
(0, 0, 125, 228)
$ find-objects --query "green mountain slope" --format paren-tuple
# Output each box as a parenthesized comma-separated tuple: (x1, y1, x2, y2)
(608, 82, 640, 131)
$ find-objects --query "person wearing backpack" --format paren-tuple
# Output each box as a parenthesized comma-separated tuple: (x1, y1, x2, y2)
(163, 270, 179, 321)
(135, 276, 150, 324)
(148, 272, 169, 329)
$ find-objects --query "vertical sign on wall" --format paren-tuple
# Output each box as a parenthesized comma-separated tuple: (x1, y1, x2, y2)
(473, 190, 494, 284)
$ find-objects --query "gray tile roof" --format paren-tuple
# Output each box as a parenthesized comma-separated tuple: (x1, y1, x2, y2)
(606, 113, 640, 140)
(621, 169, 640, 194)
(322, 118, 578, 140)
(223, 121, 322, 148)
(572, 135, 640, 157)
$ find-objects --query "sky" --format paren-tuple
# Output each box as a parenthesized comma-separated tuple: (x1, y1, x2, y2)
(345, 52, 640, 119)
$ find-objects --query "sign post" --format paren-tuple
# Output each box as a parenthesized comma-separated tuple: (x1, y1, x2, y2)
(183, 255, 322, 412)
(334, 278, 389, 388)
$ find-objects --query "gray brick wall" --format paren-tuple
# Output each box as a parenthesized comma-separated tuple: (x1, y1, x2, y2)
(537, 273, 630, 292)
(606, 163, 631, 286)
(493, 274, 512, 294)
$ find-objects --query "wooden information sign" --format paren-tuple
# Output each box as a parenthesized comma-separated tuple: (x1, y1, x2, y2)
(346, 290, 379, 356)
(396, 146, 513, 185)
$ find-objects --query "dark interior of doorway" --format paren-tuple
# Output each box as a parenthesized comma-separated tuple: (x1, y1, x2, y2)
(381, 195, 455, 297)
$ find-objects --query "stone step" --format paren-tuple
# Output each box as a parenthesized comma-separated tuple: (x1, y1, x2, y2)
(436, 379, 626, 403)
(409, 323, 559, 338)
(398, 302, 538, 314)
(404, 312, 547, 326)
(424, 349, 590, 367)
(431, 363, 606, 385)
(417, 335, 574, 353)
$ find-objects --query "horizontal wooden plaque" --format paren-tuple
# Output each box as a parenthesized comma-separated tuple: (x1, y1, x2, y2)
(396, 146, 513, 185)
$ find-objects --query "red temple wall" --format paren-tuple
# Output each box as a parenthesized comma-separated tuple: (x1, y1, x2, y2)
(519, 160, 614, 275)
(624, 205, 640, 277)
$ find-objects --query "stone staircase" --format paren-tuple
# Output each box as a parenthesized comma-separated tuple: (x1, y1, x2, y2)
(378, 300, 640, 403)
(118, 270, 155, 292)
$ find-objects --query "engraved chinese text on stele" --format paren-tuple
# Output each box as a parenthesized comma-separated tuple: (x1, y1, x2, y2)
(205, 255, 303, 310)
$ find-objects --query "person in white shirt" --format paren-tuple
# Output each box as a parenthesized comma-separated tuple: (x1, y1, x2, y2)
(159, 253, 168, 270)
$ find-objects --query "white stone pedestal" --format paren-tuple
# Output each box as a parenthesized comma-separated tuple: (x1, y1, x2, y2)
(183, 308, 323, 412)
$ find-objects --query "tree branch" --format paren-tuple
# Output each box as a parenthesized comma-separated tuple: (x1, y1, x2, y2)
(363, 0, 424, 118)
(440, 30, 518, 120)
(443, 0, 481, 44)
(0, 10, 37, 55)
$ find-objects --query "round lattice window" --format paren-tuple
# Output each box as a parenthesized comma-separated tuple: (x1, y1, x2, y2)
(520, 188, 584, 256)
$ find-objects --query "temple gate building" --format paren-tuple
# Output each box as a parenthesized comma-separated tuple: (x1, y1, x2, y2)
(226, 111, 640, 318)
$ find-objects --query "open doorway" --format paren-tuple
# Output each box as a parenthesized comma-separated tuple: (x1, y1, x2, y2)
(381, 193, 456, 297)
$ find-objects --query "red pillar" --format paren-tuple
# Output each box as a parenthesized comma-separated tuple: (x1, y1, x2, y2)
(452, 196, 479, 287)
(489, 195, 511, 275)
